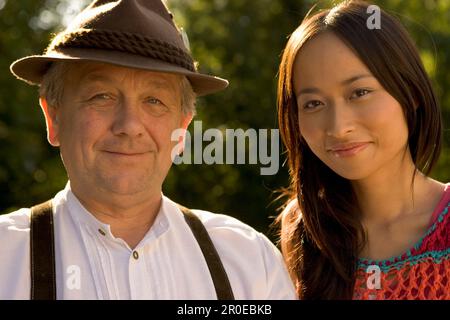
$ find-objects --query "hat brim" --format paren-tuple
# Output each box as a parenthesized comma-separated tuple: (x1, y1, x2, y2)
(10, 48, 228, 97)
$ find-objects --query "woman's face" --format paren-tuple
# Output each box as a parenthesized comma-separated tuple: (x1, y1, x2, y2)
(293, 32, 410, 180)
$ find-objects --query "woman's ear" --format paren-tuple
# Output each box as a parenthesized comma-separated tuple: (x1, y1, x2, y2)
(39, 98, 60, 147)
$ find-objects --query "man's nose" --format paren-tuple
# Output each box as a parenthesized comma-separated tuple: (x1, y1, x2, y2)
(325, 100, 356, 139)
(111, 100, 145, 137)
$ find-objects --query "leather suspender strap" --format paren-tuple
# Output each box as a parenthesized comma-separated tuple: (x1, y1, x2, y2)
(30, 200, 56, 300)
(179, 205, 235, 300)
(29, 200, 234, 300)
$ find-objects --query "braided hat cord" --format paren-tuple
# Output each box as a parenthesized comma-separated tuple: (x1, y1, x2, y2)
(48, 29, 196, 72)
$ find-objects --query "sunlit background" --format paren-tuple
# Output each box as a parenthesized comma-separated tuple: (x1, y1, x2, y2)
(0, 0, 449, 240)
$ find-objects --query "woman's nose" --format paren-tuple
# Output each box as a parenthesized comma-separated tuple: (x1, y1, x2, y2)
(325, 101, 356, 138)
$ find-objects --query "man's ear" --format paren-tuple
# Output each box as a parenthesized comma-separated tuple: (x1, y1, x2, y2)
(175, 112, 194, 154)
(181, 112, 194, 131)
(39, 98, 60, 147)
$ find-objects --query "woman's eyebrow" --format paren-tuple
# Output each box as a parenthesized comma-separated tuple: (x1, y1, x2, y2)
(340, 74, 374, 86)
(296, 74, 374, 97)
(296, 87, 322, 98)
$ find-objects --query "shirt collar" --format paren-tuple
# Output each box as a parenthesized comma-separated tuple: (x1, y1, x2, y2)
(62, 182, 171, 249)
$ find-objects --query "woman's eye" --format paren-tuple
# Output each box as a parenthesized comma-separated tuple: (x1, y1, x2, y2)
(303, 100, 323, 110)
(350, 89, 371, 99)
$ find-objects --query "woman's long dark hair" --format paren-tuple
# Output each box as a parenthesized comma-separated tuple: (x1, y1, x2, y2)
(277, 0, 442, 299)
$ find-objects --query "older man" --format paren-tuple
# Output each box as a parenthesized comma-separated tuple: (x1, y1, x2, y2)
(0, 0, 295, 300)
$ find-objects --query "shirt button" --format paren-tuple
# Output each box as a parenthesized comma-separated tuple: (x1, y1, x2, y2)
(133, 251, 139, 260)
(98, 229, 106, 236)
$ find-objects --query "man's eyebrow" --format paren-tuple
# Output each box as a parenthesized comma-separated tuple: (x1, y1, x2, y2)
(82, 73, 116, 85)
(83, 74, 175, 89)
(145, 79, 175, 90)
(296, 74, 374, 97)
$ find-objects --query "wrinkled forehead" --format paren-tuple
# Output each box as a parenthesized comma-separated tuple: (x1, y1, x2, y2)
(65, 61, 183, 91)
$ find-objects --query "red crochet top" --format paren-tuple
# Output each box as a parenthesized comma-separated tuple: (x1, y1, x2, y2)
(353, 183, 450, 299)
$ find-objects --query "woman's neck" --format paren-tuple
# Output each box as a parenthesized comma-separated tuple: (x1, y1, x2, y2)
(352, 151, 446, 260)
(352, 151, 435, 224)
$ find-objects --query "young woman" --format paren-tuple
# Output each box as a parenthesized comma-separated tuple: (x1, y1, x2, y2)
(277, 0, 449, 299)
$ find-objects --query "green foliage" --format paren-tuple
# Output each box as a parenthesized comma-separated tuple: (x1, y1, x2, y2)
(0, 0, 448, 240)
(0, 0, 67, 214)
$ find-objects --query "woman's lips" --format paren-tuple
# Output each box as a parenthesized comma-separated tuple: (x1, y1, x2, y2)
(328, 142, 370, 158)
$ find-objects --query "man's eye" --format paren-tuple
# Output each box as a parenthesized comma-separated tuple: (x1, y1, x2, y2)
(90, 93, 111, 101)
(303, 100, 323, 110)
(146, 97, 165, 105)
(145, 97, 169, 116)
(350, 89, 372, 99)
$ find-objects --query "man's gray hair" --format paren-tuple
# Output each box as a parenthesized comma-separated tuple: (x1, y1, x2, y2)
(39, 61, 196, 115)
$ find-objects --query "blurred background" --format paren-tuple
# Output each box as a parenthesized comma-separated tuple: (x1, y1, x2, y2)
(0, 0, 449, 241)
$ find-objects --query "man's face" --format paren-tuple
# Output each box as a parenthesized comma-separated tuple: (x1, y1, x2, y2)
(44, 62, 192, 199)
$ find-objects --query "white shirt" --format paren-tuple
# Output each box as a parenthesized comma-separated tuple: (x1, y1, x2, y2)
(0, 183, 296, 300)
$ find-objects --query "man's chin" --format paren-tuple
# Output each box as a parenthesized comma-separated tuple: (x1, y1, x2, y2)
(97, 176, 160, 197)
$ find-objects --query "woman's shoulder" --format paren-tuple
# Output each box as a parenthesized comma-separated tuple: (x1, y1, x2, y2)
(417, 181, 450, 252)
(281, 198, 301, 224)
(279, 197, 302, 249)
(428, 181, 450, 226)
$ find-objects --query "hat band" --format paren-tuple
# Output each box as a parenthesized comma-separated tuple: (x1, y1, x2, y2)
(47, 29, 196, 72)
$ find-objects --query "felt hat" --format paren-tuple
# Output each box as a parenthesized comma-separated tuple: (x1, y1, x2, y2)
(10, 0, 228, 96)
